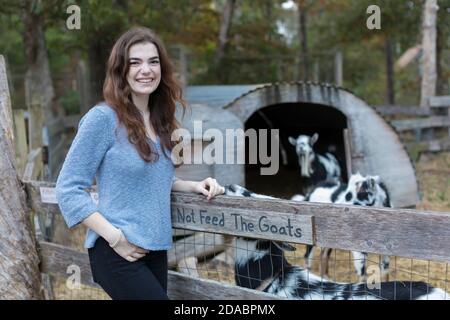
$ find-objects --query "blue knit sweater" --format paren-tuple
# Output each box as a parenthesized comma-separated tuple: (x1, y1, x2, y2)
(55, 104, 175, 250)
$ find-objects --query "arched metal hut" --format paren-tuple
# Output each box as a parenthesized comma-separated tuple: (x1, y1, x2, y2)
(176, 82, 419, 208)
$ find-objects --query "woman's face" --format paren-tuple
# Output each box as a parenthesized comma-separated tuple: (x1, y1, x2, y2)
(126, 42, 161, 97)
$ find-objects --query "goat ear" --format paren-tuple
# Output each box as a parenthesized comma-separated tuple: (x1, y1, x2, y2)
(273, 241, 296, 252)
(288, 136, 296, 146)
(311, 133, 319, 145)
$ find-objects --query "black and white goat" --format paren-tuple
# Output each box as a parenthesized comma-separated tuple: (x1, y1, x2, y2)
(288, 133, 341, 195)
(234, 237, 449, 300)
(224, 185, 449, 300)
(294, 173, 392, 282)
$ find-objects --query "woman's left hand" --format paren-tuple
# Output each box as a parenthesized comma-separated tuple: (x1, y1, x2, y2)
(194, 177, 225, 200)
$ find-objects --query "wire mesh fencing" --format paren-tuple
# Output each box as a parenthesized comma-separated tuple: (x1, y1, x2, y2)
(34, 205, 450, 300)
(169, 230, 450, 300)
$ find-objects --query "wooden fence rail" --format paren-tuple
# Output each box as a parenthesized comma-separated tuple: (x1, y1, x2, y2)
(390, 116, 450, 132)
(26, 180, 450, 263)
(377, 99, 450, 156)
(23, 178, 450, 299)
(39, 241, 281, 300)
(429, 96, 450, 108)
(374, 105, 430, 116)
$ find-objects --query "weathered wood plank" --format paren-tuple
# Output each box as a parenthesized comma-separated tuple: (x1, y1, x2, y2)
(28, 103, 44, 150)
(374, 105, 430, 116)
(24, 181, 450, 263)
(167, 271, 283, 300)
(172, 228, 195, 237)
(177, 256, 200, 277)
(168, 232, 226, 267)
(420, 0, 438, 107)
(170, 192, 450, 263)
(428, 96, 450, 108)
(407, 139, 450, 153)
(38, 241, 281, 300)
(342, 128, 352, 181)
(22, 148, 43, 182)
(39, 241, 100, 288)
(391, 116, 450, 131)
(172, 203, 314, 245)
(13, 109, 28, 174)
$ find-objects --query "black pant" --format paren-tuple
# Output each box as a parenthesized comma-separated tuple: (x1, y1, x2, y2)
(88, 237, 169, 300)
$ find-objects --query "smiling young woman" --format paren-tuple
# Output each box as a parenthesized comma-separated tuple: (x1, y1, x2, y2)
(55, 27, 224, 300)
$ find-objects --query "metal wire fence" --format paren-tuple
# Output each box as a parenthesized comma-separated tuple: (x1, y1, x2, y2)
(40, 208, 450, 300)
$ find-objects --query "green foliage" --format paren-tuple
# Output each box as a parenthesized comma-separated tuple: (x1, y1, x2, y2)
(59, 89, 81, 115)
(0, 0, 449, 106)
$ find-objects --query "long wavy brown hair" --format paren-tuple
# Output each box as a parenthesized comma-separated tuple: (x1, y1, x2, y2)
(103, 27, 186, 162)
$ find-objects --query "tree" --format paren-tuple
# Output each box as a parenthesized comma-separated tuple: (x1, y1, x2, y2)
(296, 0, 309, 81)
(21, 0, 55, 120)
(420, 0, 438, 107)
(0, 55, 43, 299)
(215, 0, 236, 82)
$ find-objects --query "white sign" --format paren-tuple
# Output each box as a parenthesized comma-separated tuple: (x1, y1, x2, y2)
(39, 187, 99, 205)
(40, 187, 58, 204)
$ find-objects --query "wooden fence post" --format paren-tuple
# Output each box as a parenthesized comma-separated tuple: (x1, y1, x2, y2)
(28, 103, 44, 152)
(334, 49, 343, 86)
(420, 0, 438, 108)
(0, 55, 43, 299)
(13, 109, 28, 175)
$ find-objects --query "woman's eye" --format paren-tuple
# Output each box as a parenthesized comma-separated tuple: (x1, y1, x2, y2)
(130, 61, 139, 66)
(150, 60, 160, 65)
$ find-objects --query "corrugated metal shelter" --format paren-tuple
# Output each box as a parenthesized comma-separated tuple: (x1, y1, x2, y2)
(177, 82, 419, 208)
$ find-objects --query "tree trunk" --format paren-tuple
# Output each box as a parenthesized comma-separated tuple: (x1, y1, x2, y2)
(263, 0, 273, 42)
(385, 38, 395, 105)
(0, 55, 43, 299)
(420, 0, 438, 108)
(297, 0, 308, 81)
(21, 0, 55, 120)
(215, 0, 236, 82)
(436, 25, 445, 95)
(87, 42, 108, 108)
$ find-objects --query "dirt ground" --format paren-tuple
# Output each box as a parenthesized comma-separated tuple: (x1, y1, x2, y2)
(52, 152, 450, 299)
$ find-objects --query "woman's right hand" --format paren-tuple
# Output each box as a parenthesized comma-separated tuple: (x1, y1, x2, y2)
(108, 229, 149, 262)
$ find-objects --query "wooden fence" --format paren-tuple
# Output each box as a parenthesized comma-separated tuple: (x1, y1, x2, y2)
(46, 116, 70, 180)
(376, 96, 450, 158)
(12, 108, 73, 182)
(25, 180, 450, 300)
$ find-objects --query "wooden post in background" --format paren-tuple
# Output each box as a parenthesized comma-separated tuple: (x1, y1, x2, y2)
(28, 103, 44, 152)
(0, 55, 43, 299)
(334, 49, 343, 87)
(420, 0, 438, 108)
(13, 109, 28, 175)
(76, 59, 90, 116)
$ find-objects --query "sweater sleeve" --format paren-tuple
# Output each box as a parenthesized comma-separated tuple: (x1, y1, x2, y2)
(55, 107, 114, 228)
